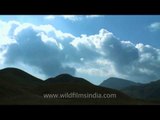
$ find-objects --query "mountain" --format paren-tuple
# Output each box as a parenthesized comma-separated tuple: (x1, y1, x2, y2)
(0, 68, 43, 101)
(121, 79, 160, 101)
(0, 67, 153, 105)
(100, 77, 141, 90)
(43, 74, 138, 105)
(0, 67, 43, 86)
(45, 74, 92, 85)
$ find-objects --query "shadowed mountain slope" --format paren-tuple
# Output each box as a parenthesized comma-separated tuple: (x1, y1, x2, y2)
(0, 68, 154, 105)
(122, 79, 160, 100)
(100, 77, 141, 90)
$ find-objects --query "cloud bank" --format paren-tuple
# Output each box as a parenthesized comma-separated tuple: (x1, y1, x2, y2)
(0, 20, 160, 83)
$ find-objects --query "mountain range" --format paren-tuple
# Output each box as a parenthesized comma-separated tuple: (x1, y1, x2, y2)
(100, 77, 141, 90)
(99, 77, 160, 102)
(0, 67, 159, 105)
(121, 80, 160, 101)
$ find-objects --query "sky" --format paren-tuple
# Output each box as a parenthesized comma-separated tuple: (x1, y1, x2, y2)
(0, 15, 160, 85)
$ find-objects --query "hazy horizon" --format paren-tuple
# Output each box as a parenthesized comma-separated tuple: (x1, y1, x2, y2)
(0, 15, 160, 85)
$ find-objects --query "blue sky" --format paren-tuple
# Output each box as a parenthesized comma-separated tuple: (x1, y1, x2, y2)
(0, 15, 160, 84)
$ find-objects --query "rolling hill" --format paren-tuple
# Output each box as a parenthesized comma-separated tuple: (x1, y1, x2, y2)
(45, 73, 92, 85)
(0, 67, 43, 86)
(100, 77, 141, 90)
(0, 67, 154, 105)
(0, 68, 44, 104)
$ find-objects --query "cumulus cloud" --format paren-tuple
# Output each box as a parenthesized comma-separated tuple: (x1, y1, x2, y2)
(76, 58, 123, 78)
(1, 20, 160, 83)
(71, 28, 160, 82)
(0, 20, 18, 46)
(148, 22, 160, 31)
(2, 22, 76, 78)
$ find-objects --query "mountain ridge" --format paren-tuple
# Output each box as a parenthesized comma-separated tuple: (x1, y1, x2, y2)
(100, 77, 142, 90)
(0, 67, 157, 105)
(45, 73, 92, 85)
(122, 79, 160, 100)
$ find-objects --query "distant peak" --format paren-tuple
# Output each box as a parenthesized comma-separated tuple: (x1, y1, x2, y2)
(107, 77, 128, 81)
(107, 77, 118, 79)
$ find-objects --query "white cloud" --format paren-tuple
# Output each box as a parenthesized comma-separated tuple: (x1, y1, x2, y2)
(63, 15, 82, 21)
(86, 15, 102, 18)
(44, 15, 102, 22)
(1, 19, 160, 83)
(71, 28, 160, 82)
(71, 29, 112, 56)
(63, 15, 102, 21)
(14, 23, 75, 41)
(1, 20, 76, 78)
(76, 58, 122, 78)
(0, 47, 7, 64)
(0, 20, 18, 46)
(148, 22, 160, 31)
(36, 32, 63, 50)
(44, 15, 56, 20)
